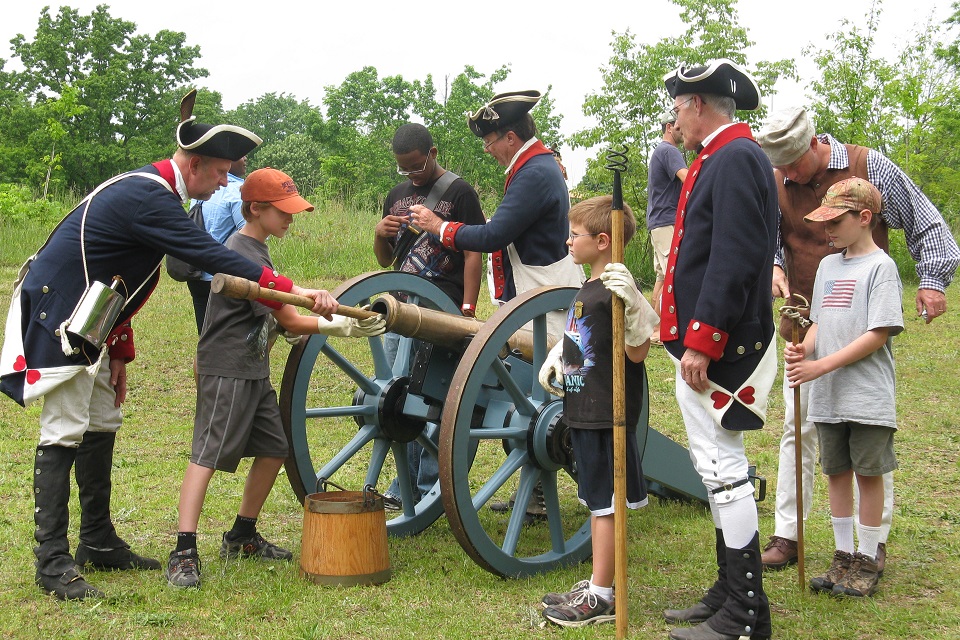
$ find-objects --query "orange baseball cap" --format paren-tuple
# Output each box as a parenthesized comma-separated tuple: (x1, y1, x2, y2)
(241, 167, 314, 213)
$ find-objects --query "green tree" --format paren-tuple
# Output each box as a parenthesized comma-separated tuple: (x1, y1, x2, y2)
(7, 4, 208, 191)
(570, 0, 795, 284)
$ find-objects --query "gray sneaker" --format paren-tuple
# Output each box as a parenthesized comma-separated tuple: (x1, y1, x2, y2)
(219, 531, 293, 561)
(541, 579, 591, 607)
(543, 589, 615, 627)
(165, 549, 201, 589)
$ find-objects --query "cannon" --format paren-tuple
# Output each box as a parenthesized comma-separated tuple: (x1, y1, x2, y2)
(234, 271, 710, 578)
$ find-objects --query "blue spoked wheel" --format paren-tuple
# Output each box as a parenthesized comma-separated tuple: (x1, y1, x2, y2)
(438, 285, 650, 578)
(279, 271, 458, 537)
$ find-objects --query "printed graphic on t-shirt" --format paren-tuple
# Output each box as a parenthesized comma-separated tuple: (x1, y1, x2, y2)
(563, 309, 595, 395)
(389, 195, 457, 280)
(823, 279, 856, 308)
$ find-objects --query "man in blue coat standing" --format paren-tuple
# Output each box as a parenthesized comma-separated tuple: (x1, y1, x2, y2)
(658, 60, 778, 640)
(0, 90, 337, 601)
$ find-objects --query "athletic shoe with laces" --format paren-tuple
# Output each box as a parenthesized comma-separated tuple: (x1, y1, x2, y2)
(165, 548, 201, 589)
(541, 579, 591, 607)
(542, 589, 615, 627)
(219, 531, 293, 561)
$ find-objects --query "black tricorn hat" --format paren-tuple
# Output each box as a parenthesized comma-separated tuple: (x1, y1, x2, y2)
(175, 89, 262, 161)
(467, 90, 541, 137)
(663, 59, 761, 111)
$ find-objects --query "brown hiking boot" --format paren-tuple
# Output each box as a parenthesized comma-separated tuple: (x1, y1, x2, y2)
(760, 535, 798, 570)
(876, 542, 886, 575)
(832, 552, 880, 597)
(809, 550, 853, 594)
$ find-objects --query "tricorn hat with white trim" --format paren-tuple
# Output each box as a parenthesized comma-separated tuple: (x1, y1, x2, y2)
(467, 90, 541, 137)
(175, 89, 262, 161)
(663, 59, 761, 111)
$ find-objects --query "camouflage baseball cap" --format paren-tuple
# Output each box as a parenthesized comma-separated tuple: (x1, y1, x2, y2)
(804, 177, 882, 222)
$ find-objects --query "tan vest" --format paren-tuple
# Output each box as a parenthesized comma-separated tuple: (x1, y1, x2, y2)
(777, 143, 889, 340)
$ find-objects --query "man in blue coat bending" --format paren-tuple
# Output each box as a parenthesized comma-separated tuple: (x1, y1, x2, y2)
(0, 90, 337, 601)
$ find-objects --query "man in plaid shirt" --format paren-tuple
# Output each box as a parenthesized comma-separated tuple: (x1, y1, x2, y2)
(755, 106, 960, 573)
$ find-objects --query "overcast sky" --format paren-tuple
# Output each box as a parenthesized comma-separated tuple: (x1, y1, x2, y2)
(1, 0, 951, 185)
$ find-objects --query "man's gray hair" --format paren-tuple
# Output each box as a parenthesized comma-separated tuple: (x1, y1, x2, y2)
(701, 94, 736, 119)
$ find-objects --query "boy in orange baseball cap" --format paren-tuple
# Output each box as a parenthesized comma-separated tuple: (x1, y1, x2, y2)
(165, 168, 385, 589)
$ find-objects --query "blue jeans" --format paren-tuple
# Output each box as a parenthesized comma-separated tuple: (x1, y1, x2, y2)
(382, 333, 438, 502)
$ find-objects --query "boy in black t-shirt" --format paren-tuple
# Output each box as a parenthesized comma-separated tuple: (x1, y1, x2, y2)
(537, 195, 658, 627)
(374, 124, 485, 507)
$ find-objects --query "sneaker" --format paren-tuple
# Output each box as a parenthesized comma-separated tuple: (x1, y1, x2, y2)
(761, 535, 798, 570)
(165, 549, 201, 589)
(382, 492, 402, 511)
(542, 589, 615, 628)
(541, 579, 590, 607)
(832, 552, 880, 597)
(220, 531, 293, 561)
(810, 549, 853, 594)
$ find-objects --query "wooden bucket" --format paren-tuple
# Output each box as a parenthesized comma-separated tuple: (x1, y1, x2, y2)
(300, 486, 391, 586)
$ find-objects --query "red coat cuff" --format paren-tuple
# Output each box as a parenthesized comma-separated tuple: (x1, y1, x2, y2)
(683, 319, 727, 361)
(257, 266, 293, 310)
(441, 222, 463, 250)
(107, 324, 135, 362)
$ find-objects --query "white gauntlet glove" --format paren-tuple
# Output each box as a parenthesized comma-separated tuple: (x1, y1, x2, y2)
(599, 263, 659, 347)
(317, 310, 386, 338)
(537, 340, 565, 397)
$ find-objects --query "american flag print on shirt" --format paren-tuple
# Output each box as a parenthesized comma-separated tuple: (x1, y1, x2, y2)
(823, 279, 857, 308)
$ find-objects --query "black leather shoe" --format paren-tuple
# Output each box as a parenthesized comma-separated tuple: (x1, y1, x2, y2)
(36, 566, 104, 600)
(663, 602, 717, 624)
(76, 544, 162, 570)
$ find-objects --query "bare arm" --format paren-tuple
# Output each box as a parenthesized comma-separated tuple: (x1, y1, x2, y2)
(374, 215, 406, 268)
(462, 250, 482, 313)
(785, 325, 890, 387)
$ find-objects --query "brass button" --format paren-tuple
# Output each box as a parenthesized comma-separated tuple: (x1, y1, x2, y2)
(121, 334, 128, 341)
(72, 347, 80, 355)
(39, 312, 46, 320)
(669, 266, 674, 273)
(692, 322, 701, 330)
(42, 286, 49, 293)
(54, 329, 61, 337)
(755, 342, 763, 350)
(737, 346, 745, 355)
(667, 285, 673, 293)
(669, 306, 675, 313)
(670, 326, 678, 335)
(678, 229, 684, 237)
(268, 282, 276, 289)
(712, 333, 721, 342)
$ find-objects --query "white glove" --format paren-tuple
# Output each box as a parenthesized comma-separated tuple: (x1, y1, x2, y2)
(317, 311, 386, 338)
(599, 263, 659, 347)
(537, 340, 565, 397)
(282, 330, 303, 346)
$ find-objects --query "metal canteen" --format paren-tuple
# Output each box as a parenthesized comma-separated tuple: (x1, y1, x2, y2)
(65, 277, 125, 349)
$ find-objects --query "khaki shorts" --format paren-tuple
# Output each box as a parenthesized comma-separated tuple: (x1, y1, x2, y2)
(816, 421, 898, 476)
(649, 225, 674, 282)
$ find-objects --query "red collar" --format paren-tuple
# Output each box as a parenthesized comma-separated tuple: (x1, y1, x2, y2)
(504, 140, 553, 191)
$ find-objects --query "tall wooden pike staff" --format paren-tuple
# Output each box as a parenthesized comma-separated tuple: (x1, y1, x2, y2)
(779, 294, 811, 590)
(606, 146, 630, 637)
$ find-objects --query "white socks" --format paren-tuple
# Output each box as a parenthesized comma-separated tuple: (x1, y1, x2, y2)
(857, 523, 881, 560)
(832, 516, 855, 553)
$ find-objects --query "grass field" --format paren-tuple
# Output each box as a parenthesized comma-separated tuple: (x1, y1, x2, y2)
(0, 208, 958, 639)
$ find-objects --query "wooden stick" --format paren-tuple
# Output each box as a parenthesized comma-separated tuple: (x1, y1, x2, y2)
(210, 273, 377, 320)
(792, 317, 806, 590)
(609, 160, 629, 639)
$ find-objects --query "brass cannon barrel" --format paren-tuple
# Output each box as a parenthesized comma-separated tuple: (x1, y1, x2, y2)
(370, 294, 540, 360)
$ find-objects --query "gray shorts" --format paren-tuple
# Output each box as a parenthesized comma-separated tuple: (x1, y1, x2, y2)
(816, 421, 898, 476)
(192, 375, 289, 472)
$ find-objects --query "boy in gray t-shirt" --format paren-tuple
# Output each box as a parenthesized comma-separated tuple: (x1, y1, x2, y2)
(165, 168, 385, 589)
(783, 178, 903, 599)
